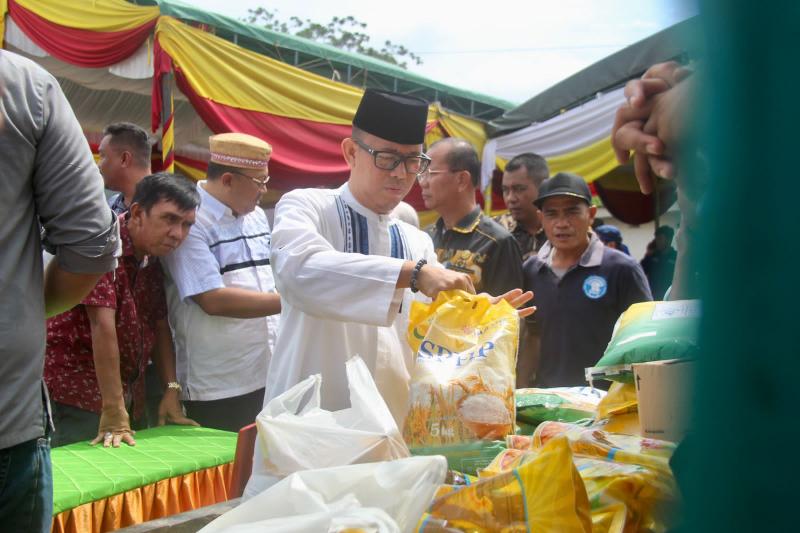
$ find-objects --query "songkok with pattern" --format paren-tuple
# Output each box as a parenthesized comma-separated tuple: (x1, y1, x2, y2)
(209, 133, 271, 170)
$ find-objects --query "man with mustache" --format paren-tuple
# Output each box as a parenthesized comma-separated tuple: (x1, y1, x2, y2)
(495, 152, 549, 260)
(45, 173, 200, 448)
(522, 172, 652, 387)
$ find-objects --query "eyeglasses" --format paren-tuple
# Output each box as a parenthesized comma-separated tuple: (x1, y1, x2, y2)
(230, 170, 270, 189)
(416, 169, 453, 184)
(352, 137, 431, 176)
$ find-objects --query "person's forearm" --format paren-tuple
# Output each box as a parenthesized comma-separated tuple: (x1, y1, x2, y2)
(152, 320, 178, 386)
(44, 261, 103, 317)
(192, 287, 281, 318)
(88, 317, 125, 408)
(396, 260, 416, 289)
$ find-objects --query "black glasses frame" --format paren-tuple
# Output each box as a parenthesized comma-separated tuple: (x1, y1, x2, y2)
(352, 137, 431, 176)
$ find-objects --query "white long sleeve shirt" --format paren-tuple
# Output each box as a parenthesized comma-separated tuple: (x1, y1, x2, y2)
(265, 183, 437, 424)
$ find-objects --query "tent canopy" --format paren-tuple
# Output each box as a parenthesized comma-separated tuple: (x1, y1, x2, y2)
(487, 16, 700, 136)
(479, 16, 699, 224)
(1, 0, 503, 214)
(145, 0, 514, 120)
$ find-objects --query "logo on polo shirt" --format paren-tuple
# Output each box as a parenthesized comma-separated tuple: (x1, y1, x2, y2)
(583, 275, 608, 299)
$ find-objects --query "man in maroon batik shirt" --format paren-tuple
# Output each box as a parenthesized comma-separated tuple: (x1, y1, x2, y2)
(45, 173, 200, 448)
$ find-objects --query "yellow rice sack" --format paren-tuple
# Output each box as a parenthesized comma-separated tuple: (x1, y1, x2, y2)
(591, 382, 642, 436)
(404, 290, 519, 447)
(416, 436, 592, 533)
(481, 447, 679, 533)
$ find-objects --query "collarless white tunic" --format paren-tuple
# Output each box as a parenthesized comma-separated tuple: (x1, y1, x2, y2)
(265, 183, 438, 424)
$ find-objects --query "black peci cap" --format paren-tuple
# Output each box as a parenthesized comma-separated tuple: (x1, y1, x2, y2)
(534, 172, 592, 208)
(352, 89, 429, 145)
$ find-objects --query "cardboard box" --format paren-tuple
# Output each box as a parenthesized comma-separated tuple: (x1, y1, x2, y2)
(633, 359, 695, 442)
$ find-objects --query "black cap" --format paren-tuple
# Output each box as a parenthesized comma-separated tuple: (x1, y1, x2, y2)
(352, 89, 429, 145)
(534, 172, 592, 208)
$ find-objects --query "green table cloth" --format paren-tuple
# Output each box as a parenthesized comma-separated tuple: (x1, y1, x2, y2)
(52, 425, 237, 514)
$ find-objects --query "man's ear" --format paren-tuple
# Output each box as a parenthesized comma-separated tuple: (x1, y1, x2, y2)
(457, 171, 473, 192)
(588, 204, 598, 222)
(220, 172, 234, 188)
(128, 202, 143, 226)
(120, 150, 133, 168)
(341, 138, 357, 169)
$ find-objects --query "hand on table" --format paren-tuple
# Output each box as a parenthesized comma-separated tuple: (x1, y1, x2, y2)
(157, 389, 200, 427)
(91, 404, 135, 448)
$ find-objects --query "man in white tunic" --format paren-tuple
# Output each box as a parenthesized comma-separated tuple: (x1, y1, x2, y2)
(162, 133, 281, 432)
(246, 92, 533, 498)
(265, 90, 481, 425)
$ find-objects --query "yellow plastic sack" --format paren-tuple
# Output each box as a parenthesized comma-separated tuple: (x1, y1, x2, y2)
(405, 290, 519, 447)
(532, 421, 676, 475)
(481, 447, 678, 533)
(592, 382, 641, 436)
(417, 436, 592, 532)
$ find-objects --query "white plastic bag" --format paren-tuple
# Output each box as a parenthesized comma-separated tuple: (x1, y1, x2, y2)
(245, 356, 410, 496)
(201, 455, 448, 533)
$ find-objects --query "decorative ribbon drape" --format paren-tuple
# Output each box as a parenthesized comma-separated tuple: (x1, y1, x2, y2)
(153, 16, 362, 124)
(152, 16, 360, 188)
(7, 0, 157, 68)
(481, 88, 626, 189)
(152, 16, 489, 195)
(3, 3, 491, 204)
(1, 0, 8, 46)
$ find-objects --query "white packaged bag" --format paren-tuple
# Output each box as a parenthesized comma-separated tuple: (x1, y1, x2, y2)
(201, 455, 448, 533)
(245, 356, 410, 496)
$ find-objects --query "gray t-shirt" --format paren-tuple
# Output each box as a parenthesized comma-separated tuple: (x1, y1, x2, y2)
(0, 50, 119, 449)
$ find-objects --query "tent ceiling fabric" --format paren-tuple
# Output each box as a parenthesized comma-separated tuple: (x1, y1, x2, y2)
(5, 16, 165, 92)
(58, 77, 212, 150)
(487, 16, 699, 136)
(4, 41, 212, 156)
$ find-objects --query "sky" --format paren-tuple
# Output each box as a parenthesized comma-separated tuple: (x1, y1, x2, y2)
(188, 0, 697, 105)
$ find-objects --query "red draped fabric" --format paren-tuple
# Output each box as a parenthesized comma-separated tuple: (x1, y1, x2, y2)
(172, 69, 351, 190)
(594, 179, 677, 225)
(7, 1, 156, 68)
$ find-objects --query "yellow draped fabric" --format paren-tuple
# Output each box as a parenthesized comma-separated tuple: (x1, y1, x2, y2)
(174, 160, 205, 182)
(155, 16, 363, 125)
(0, 0, 7, 47)
(547, 136, 618, 183)
(496, 136, 618, 185)
(155, 16, 493, 155)
(51, 463, 231, 533)
(432, 105, 488, 154)
(15, 0, 158, 32)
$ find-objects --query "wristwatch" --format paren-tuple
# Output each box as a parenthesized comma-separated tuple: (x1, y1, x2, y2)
(166, 381, 182, 393)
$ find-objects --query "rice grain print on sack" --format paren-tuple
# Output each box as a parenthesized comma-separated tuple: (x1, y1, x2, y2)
(404, 290, 519, 447)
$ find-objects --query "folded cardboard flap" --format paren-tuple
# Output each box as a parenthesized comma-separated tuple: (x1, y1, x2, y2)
(633, 359, 695, 443)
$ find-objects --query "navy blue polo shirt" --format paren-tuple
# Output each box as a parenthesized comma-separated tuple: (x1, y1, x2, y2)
(522, 234, 652, 387)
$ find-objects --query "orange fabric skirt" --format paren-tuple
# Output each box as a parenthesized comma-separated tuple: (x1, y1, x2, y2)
(51, 463, 231, 533)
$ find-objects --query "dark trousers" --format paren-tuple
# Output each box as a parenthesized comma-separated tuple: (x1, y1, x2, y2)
(0, 437, 52, 533)
(184, 388, 265, 433)
(50, 402, 145, 448)
(145, 363, 163, 428)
